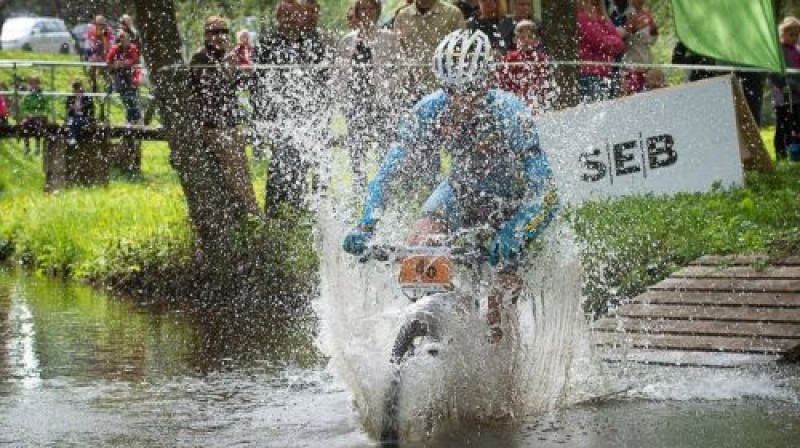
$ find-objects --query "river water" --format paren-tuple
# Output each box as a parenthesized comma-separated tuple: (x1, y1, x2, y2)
(1, 266, 798, 447)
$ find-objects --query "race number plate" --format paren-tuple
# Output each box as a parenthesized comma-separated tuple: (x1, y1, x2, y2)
(398, 255, 453, 298)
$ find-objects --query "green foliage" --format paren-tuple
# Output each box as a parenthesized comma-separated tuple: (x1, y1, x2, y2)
(569, 161, 800, 317)
(0, 139, 191, 279)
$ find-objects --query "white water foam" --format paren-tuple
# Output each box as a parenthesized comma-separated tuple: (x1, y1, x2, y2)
(314, 188, 605, 441)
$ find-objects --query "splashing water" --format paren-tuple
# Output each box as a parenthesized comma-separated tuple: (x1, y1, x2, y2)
(314, 183, 605, 441)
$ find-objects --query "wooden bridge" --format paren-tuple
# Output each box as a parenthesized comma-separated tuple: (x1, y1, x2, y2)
(0, 123, 167, 140)
(592, 254, 800, 367)
(0, 123, 168, 191)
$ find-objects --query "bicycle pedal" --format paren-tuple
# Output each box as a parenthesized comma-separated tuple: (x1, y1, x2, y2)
(419, 342, 441, 357)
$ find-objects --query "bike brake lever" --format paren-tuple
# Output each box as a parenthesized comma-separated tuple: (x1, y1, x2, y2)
(359, 246, 393, 263)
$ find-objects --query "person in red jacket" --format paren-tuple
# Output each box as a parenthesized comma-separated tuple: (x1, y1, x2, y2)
(497, 20, 556, 113)
(106, 30, 141, 125)
(0, 82, 9, 125)
(577, 0, 625, 102)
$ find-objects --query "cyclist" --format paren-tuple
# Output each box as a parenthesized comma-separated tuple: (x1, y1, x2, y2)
(342, 29, 558, 342)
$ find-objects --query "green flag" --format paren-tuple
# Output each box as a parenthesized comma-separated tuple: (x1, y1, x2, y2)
(671, 0, 785, 72)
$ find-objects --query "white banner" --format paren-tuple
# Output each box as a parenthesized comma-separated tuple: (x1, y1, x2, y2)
(536, 76, 745, 205)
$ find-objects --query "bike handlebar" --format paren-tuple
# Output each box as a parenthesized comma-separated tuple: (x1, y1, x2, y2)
(358, 244, 487, 266)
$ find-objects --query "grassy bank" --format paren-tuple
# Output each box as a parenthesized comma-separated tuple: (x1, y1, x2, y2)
(570, 159, 800, 316)
(0, 139, 191, 280)
(0, 135, 316, 305)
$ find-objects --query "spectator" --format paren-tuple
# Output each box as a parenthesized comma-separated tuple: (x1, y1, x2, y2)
(621, 0, 658, 94)
(106, 30, 142, 126)
(498, 0, 536, 52)
(302, 0, 335, 47)
(190, 16, 240, 130)
(252, 0, 331, 214)
(336, 0, 405, 195)
(453, 0, 479, 20)
(576, 0, 625, 103)
(0, 83, 8, 125)
(120, 14, 140, 47)
(393, 0, 464, 103)
(642, 67, 666, 91)
(672, 40, 715, 82)
(383, 0, 413, 29)
(234, 29, 254, 68)
(233, 29, 255, 116)
(20, 76, 49, 156)
(606, 0, 629, 96)
(465, 0, 511, 55)
(65, 79, 95, 146)
(769, 17, 800, 161)
(497, 20, 556, 113)
(87, 15, 115, 93)
(607, 0, 628, 27)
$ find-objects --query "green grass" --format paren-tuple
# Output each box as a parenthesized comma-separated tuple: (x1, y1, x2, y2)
(0, 138, 190, 279)
(569, 159, 800, 316)
(0, 135, 315, 298)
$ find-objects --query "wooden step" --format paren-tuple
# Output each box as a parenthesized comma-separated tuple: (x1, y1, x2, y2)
(594, 332, 799, 355)
(612, 304, 800, 323)
(673, 265, 800, 280)
(595, 348, 781, 368)
(592, 317, 800, 339)
(651, 277, 800, 293)
(628, 290, 800, 308)
(691, 255, 800, 266)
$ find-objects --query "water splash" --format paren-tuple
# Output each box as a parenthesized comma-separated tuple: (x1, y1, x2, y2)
(314, 186, 604, 440)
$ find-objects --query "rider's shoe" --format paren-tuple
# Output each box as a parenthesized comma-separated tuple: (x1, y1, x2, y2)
(419, 341, 441, 357)
(488, 326, 503, 344)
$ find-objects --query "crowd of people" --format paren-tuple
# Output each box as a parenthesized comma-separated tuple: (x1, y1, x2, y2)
(4, 0, 798, 166)
(184, 0, 670, 211)
(1, 13, 143, 153)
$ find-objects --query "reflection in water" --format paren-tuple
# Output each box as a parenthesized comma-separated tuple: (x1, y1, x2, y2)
(0, 268, 320, 386)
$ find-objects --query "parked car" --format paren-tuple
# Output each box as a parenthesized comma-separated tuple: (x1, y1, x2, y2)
(1, 17, 75, 54)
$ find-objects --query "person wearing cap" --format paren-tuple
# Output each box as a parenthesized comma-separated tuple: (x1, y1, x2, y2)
(190, 16, 240, 130)
(342, 29, 559, 343)
(188, 16, 258, 215)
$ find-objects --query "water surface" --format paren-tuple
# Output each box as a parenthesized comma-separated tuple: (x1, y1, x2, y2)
(1, 268, 797, 447)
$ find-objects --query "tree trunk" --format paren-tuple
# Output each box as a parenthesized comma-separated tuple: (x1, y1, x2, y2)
(132, 0, 261, 258)
(541, 0, 580, 109)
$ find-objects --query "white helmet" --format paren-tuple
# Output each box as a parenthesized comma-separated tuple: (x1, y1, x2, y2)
(433, 29, 494, 89)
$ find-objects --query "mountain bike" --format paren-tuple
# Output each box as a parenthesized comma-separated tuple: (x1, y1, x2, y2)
(359, 230, 521, 446)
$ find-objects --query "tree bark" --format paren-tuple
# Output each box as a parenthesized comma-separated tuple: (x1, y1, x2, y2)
(132, 0, 261, 258)
(541, 0, 580, 109)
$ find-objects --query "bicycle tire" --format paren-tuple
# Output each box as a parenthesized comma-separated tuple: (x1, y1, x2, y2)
(390, 319, 429, 363)
(380, 318, 430, 446)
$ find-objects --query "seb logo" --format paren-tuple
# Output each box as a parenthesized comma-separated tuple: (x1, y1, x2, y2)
(580, 134, 678, 183)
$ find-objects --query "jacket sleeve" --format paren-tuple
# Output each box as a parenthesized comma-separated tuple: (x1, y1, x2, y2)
(359, 142, 409, 229)
(500, 98, 559, 242)
(105, 45, 117, 64)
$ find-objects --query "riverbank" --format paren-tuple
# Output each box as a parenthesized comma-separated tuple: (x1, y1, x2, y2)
(1, 121, 798, 309)
(0, 138, 316, 306)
